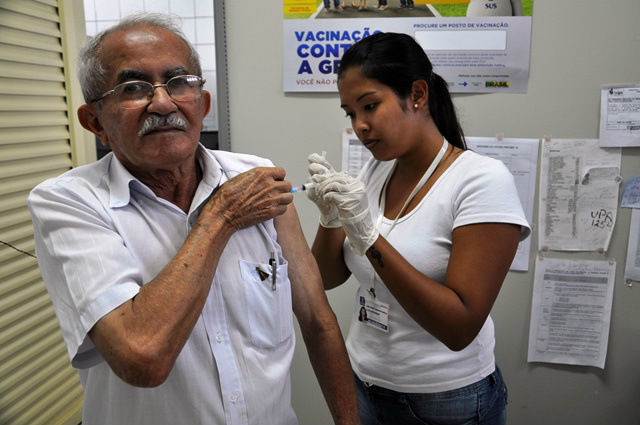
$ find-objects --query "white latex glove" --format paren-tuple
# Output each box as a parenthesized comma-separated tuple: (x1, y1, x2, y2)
(306, 153, 341, 228)
(316, 173, 379, 256)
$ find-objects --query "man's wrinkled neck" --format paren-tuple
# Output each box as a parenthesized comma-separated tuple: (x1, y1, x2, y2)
(128, 156, 201, 213)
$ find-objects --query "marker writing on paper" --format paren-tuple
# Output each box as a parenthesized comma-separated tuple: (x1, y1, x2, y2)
(291, 182, 316, 193)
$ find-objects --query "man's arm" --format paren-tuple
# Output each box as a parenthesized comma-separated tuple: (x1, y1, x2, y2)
(89, 167, 292, 387)
(275, 204, 360, 425)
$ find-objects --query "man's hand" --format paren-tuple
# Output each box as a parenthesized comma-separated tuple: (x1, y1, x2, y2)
(210, 167, 294, 230)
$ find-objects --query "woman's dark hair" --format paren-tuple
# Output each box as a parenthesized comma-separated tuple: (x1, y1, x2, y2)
(338, 32, 466, 150)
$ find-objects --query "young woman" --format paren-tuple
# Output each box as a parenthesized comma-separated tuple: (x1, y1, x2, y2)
(307, 32, 531, 425)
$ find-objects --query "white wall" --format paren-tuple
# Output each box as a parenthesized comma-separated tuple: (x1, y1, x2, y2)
(225, 1, 640, 424)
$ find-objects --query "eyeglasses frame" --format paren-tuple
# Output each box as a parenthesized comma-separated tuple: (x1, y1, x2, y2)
(89, 75, 206, 108)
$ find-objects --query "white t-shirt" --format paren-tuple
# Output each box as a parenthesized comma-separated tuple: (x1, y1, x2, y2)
(344, 150, 531, 393)
(28, 146, 298, 425)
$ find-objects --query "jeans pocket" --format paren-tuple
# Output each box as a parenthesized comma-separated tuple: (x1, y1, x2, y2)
(406, 391, 479, 425)
(478, 370, 507, 424)
(239, 259, 293, 349)
(405, 372, 506, 425)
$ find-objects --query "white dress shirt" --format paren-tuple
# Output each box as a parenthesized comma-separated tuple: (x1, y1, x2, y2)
(28, 145, 298, 425)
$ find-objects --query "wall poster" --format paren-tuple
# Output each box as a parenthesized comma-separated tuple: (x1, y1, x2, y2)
(283, 0, 533, 93)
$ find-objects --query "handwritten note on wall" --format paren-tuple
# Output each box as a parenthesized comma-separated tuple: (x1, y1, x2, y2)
(539, 139, 622, 252)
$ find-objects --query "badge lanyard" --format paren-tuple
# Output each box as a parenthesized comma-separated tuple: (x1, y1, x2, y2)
(367, 138, 449, 298)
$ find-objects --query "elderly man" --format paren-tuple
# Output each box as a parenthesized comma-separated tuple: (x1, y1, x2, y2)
(27, 13, 358, 425)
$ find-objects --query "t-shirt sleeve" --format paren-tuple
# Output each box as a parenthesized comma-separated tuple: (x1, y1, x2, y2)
(451, 156, 531, 241)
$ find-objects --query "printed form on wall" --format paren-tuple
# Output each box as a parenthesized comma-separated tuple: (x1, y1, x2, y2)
(466, 137, 539, 271)
(599, 84, 640, 147)
(622, 176, 640, 285)
(625, 210, 640, 285)
(539, 139, 622, 252)
(527, 257, 616, 369)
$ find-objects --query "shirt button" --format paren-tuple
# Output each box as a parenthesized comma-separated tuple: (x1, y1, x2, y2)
(230, 393, 238, 403)
(216, 334, 223, 342)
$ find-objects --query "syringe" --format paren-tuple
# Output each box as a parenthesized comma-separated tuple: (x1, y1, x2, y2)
(291, 150, 326, 194)
(290, 182, 316, 193)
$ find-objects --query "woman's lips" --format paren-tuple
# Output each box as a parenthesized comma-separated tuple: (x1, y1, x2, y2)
(363, 139, 379, 149)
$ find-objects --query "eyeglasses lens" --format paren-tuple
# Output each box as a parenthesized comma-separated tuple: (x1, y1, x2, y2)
(167, 76, 202, 101)
(117, 82, 152, 109)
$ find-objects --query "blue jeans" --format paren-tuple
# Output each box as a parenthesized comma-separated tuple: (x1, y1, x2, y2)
(355, 366, 507, 425)
(324, 0, 340, 7)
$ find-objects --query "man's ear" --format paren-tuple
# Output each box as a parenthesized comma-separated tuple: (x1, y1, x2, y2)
(200, 90, 212, 131)
(410, 79, 429, 110)
(78, 104, 108, 146)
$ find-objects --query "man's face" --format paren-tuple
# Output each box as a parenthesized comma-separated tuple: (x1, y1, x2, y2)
(80, 26, 210, 176)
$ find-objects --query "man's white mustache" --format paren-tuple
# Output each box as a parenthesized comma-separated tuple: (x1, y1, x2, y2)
(138, 115, 188, 137)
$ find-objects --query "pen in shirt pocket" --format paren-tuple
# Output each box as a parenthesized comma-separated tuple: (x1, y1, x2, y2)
(269, 251, 277, 291)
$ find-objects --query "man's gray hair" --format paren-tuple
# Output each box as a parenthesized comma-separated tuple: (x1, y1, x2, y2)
(77, 12, 203, 104)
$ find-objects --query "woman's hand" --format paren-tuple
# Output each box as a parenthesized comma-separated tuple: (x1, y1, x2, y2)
(306, 153, 341, 228)
(316, 173, 379, 256)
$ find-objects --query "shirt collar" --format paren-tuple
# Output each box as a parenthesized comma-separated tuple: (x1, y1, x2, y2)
(107, 144, 224, 209)
(196, 144, 224, 190)
(192, 145, 224, 210)
(108, 154, 140, 208)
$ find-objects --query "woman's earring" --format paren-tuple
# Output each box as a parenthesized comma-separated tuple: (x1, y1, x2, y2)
(414, 103, 419, 109)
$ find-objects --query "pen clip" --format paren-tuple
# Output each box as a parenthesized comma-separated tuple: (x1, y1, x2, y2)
(269, 251, 277, 291)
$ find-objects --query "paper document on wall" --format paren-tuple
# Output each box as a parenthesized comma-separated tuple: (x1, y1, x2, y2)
(342, 130, 372, 178)
(528, 256, 615, 369)
(624, 210, 640, 285)
(466, 137, 539, 271)
(599, 85, 640, 147)
(622, 177, 640, 285)
(538, 139, 622, 251)
(621, 176, 640, 208)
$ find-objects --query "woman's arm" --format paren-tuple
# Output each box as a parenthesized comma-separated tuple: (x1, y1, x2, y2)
(311, 225, 351, 290)
(366, 222, 521, 351)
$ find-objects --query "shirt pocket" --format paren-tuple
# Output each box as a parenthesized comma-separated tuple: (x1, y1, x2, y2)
(239, 259, 294, 349)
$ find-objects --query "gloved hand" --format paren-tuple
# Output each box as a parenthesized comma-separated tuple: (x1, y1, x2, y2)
(316, 173, 379, 256)
(306, 153, 341, 228)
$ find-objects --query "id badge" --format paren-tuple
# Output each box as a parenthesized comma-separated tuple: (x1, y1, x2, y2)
(357, 295, 389, 333)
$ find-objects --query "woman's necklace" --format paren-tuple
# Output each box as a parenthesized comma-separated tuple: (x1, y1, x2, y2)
(367, 138, 449, 298)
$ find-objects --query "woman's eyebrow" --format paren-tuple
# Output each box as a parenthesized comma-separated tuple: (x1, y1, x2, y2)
(357, 91, 377, 102)
(340, 91, 377, 108)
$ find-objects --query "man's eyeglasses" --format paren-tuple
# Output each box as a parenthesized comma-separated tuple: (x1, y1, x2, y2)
(90, 75, 206, 109)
